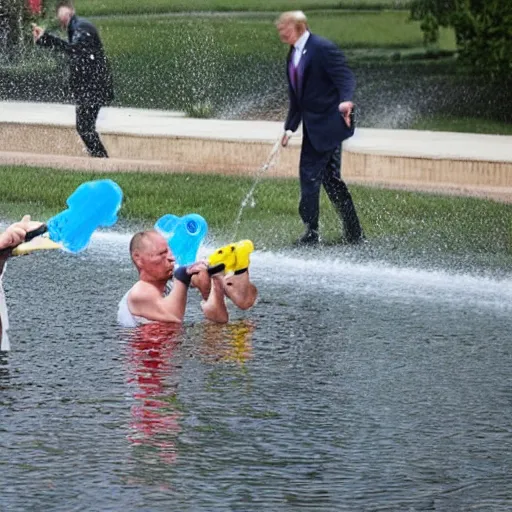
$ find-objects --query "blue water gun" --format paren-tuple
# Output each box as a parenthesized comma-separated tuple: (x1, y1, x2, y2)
(9, 179, 123, 256)
(47, 179, 123, 253)
(154, 213, 208, 266)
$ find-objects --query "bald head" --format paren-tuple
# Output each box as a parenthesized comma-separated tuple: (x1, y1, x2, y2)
(130, 230, 155, 255)
(129, 230, 175, 281)
(129, 230, 161, 269)
(276, 11, 308, 45)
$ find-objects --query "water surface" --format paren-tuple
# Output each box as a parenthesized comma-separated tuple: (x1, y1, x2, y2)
(1, 231, 511, 511)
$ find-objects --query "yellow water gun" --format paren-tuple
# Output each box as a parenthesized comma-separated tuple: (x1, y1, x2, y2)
(208, 240, 254, 275)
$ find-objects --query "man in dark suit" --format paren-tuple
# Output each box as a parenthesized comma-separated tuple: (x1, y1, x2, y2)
(33, 0, 114, 158)
(277, 11, 363, 245)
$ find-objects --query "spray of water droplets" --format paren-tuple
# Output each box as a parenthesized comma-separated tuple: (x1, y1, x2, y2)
(232, 137, 282, 240)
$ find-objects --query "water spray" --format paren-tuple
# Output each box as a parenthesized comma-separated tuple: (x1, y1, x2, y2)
(232, 134, 286, 239)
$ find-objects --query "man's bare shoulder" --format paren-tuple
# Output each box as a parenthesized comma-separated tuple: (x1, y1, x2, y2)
(128, 280, 161, 305)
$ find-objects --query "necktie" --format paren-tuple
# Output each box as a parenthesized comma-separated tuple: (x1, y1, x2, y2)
(290, 47, 300, 92)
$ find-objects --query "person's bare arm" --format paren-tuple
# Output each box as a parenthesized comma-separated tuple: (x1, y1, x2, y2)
(0, 225, 28, 252)
(223, 272, 258, 311)
(201, 275, 229, 324)
(128, 281, 188, 324)
(128, 262, 207, 323)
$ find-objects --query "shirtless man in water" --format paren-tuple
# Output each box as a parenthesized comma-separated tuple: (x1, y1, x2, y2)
(118, 230, 257, 327)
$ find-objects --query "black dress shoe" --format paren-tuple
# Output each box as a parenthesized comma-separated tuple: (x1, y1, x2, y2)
(294, 230, 319, 246)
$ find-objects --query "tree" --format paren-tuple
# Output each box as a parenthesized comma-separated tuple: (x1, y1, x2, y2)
(411, 0, 512, 80)
(452, 0, 512, 80)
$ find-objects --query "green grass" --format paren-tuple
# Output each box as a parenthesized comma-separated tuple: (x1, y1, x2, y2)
(97, 11, 455, 54)
(75, 0, 411, 17)
(0, 167, 510, 264)
(9, 11, 458, 119)
(8, 11, 508, 133)
(411, 116, 512, 136)
(84, 11, 455, 113)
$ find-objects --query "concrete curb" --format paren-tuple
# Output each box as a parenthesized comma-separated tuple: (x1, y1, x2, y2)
(1, 101, 511, 203)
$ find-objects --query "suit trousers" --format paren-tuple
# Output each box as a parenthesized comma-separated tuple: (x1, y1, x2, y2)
(299, 129, 363, 241)
(76, 104, 109, 158)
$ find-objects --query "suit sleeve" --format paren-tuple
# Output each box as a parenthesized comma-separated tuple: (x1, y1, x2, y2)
(321, 42, 355, 103)
(37, 26, 95, 58)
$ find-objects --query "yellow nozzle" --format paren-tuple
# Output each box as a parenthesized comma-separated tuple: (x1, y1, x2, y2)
(233, 239, 254, 271)
(208, 240, 254, 273)
(208, 243, 237, 273)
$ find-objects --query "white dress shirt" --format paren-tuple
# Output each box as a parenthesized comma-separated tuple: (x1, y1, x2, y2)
(293, 30, 310, 67)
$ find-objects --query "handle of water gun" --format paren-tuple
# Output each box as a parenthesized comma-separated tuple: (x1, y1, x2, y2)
(0, 224, 48, 258)
(24, 224, 48, 242)
(208, 263, 225, 276)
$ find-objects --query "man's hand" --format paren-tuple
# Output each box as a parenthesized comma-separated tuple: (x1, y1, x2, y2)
(32, 24, 45, 43)
(187, 261, 208, 275)
(0, 215, 44, 252)
(281, 130, 293, 147)
(338, 101, 354, 128)
(0, 226, 26, 251)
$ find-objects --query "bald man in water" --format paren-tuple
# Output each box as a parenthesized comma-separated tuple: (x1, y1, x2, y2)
(118, 230, 258, 327)
(117, 230, 208, 327)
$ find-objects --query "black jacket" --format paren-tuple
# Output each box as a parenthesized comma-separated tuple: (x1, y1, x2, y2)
(37, 15, 114, 106)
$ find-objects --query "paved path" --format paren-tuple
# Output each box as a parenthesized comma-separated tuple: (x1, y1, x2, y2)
(1, 101, 511, 202)
(2, 101, 511, 161)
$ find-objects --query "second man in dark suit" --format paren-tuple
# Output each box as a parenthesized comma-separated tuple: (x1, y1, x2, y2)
(277, 11, 363, 245)
(33, 0, 114, 158)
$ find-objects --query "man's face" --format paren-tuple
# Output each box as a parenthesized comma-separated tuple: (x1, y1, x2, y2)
(277, 21, 300, 45)
(137, 233, 176, 281)
(57, 7, 74, 30)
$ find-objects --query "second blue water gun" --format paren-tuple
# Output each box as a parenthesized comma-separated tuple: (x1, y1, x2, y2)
(154, 213, 208, 266)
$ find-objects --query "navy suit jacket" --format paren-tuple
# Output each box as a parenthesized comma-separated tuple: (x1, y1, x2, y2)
(284, 34, 356, 153)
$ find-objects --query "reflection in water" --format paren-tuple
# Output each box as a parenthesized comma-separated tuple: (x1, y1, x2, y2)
(124, 319, 255, 470)
(125, 323, 183, 466)
(198, 319, 255, 365)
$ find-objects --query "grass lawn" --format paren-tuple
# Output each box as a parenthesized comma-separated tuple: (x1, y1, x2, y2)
(0, 167, 510, 266)
(411, 116, 512, 136)
(75, 0, 411, 17)
(97, 11, 455, 55)
(85, 11, 455, 114)
(6, 11, 508, 134)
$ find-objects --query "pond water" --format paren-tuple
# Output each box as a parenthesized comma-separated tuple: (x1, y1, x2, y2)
(1, 231, 511, 511)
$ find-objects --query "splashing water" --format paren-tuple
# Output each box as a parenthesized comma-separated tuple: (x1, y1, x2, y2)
(232, 137, 283, 240)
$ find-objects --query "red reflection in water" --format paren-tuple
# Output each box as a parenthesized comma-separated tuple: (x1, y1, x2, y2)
(124, 319, 256, 466)
(126, 323, 183, 465)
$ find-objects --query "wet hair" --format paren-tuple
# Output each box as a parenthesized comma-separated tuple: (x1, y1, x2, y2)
(56, 1, 75, 13)
(275, 11, 308, 30)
